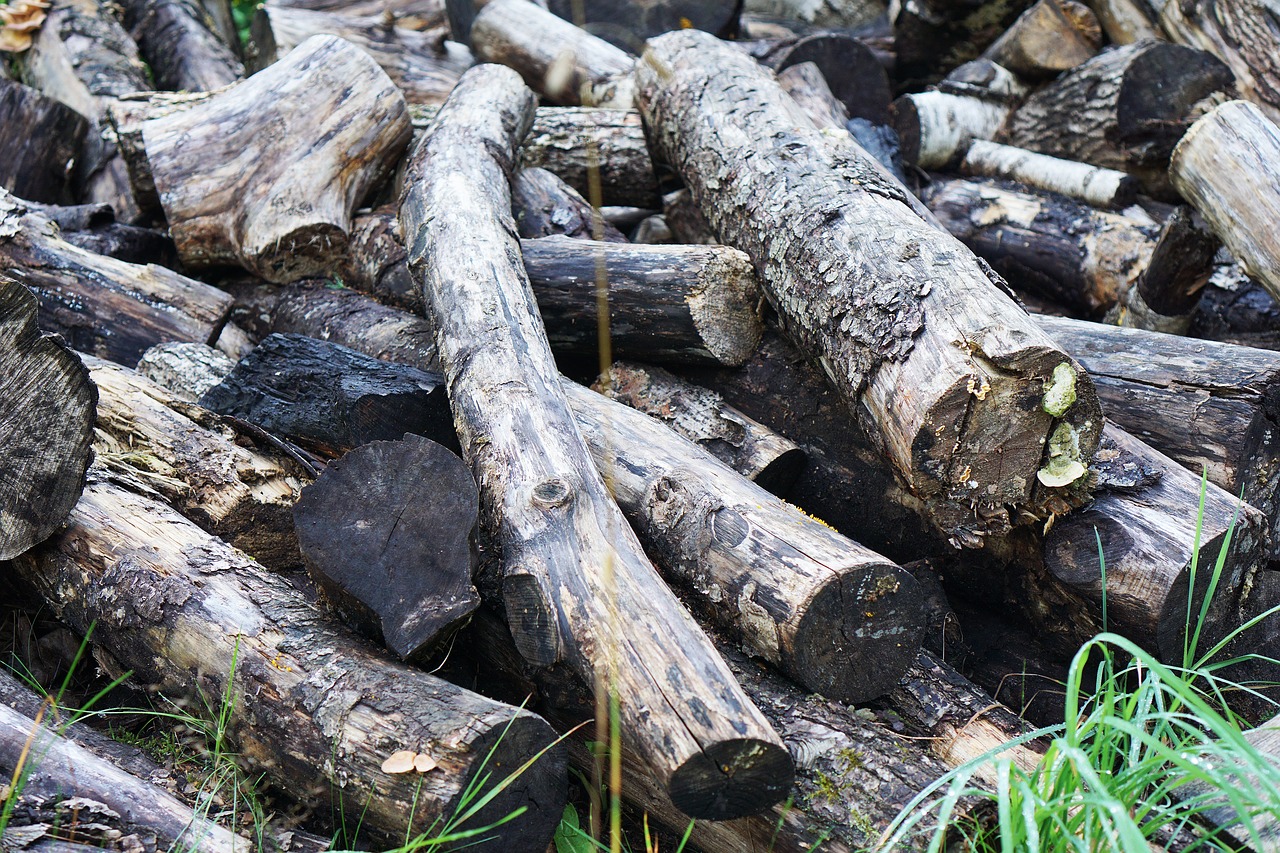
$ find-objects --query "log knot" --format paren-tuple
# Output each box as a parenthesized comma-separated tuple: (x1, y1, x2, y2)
(530, 477, 572, 508)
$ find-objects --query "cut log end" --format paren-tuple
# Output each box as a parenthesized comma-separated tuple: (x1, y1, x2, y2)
(245, 221, 349, 283)
(458, 711, 569, 838)
(667, 737, 794, 821)
(686, 248, 764, 367)
(791, 563, 927, 703)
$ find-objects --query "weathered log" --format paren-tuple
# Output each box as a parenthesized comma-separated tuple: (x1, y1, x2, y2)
(763, 30, 892, 123)
(198, 333, 454, 457)
(1036, 314, 1280, 559)
(0, 276, 95, 561)
(139, 35, 411, 282)
(542, 0, 742, 45)
(1170, 100, 1280, 306)
(777, 60, 851, 131)
(1000, 40, 1237, 195)
(21, 198, 181, 267)
(250, 6, 472, 104)
(470, 0, 634, 107)
(340, 210, 765, 367)
(121, 0, 243, 91)
(601, 362, 805, 494)
(86, 353, 305, 570)
(136, 340, 235, 400)
(1177, 710, 1280, 850)
(0, 79, 89, 206)
(1150, 0, 1280, 125)
(921, 178, 1167, 318)
(11, 474, 567, 846)
(958, 140, 1139, 208)
(1089, 0, 1161, 43)
(662, 189, 717, 245)
(269, 0, 447, 29)
(1106, 205, 1219, 334)
(564, 377, 926, 703)
(742, 0, 884, 31)
(979, 0, 1102, 80)
(0, 678, 242, 853)
(1191, 264, 1280, 345)
(0, 191, 234, 366)
(512, 167, 626, 242)
(639, 30, 1104, 546)
(400, 63, 792, 819)
(294, 435, 479, 661)
(891, 0, 1035, 88)
(17, 0, 151, 221)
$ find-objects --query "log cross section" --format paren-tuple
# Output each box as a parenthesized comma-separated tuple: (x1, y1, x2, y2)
(637, 30, 1103, 545)
(398, 64, 792, 820)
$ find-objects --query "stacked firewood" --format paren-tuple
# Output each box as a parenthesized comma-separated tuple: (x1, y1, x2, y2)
(4, 0, 1280, 848)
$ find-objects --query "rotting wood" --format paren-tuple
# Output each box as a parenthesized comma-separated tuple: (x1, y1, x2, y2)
(11, 474, 567, 847)
(0, 190, 234, 366)
(294, 434, 480, 661)
(121, 0, 242, 91)
(979, 0, 1102, 80)
(564, 377, 926, 704)
(1106, 205, 1219, 334)
(268, 0, 446, 29)
(512, 167, 626, 242)
(1170, 99, 1280, 306)
(1000, 39, 1236, 195)
(763, 30, 893, 123)
(600, 362, 805, 495)
(0, 78, 89, 205)
(250, 6, 472, 104)
(400, 63, 793, 820)
(638, 30, 1104, 547)
(470, 0, 634, 107)
(0, 275, 95, 561)
(138, 34, 411, 282)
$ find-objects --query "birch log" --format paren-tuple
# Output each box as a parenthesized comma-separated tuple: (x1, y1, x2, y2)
(399, 64, 792, 820)
(11, 475, 567, 847)
(139, 35, 411, 282)
(638, 30, 1103, 547)
(1170, 100, 1280, 305)
(959, 141, 1138, 208)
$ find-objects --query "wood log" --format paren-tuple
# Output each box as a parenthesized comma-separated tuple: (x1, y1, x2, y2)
(511, 167, 626, 242)
(741, 0, 885, 31)
(1170, 100, 1280, 306)
(268, 0, 447, 29)
(400, 63, 793, 820)
(638, 30, 1104, 547)
(891, 0, 1036, 89)
(1177, 711, 1280, 850)
(1106, 205, 1219, 334)
(958, 140, 1139, 208)
(1036, 314, 1280, 560)
(139, 35, 411, 282)
(249, 6, 472, 105)
(542, 0, 742, 45)
(17, 0, 151, 221)
(1088, 0, 1162, 43)
(198, 333, 454, 456)
(470, 0, 634, 107)
(135, 340, 235, 400)
(340, 210, 766, 367)
(0, 275, 95, 561)
(1000, 40, 1237, 195)
(85, 353, 305, 570)
(564, 377, 926, 704)
(921, 178, 1167, 318)
(777, 60, 851, 131)
(979, 0, 1102, 80)
(121, 0, 243, 91)
(600, 362, 805, 495)
(0, 682, 242, 853)
(662, 189, 717, 245)
(763, 31, 892, 123)
(0, 191, 234, 366)
(1190, 264, 1280, 345)
(11, 474, 567, 847)
(513, 107, 662, 208)
(1150, 0, 1280, 126)
(0, 78, 89, 206)
(20, 199, 181, 267)
(294, 435, 479, 660)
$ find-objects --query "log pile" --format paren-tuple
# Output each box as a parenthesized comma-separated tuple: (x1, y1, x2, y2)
(5, 0, 1280, 849)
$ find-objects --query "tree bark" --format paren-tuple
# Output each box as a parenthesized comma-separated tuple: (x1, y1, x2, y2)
(0, 191, 234, 366)
(742, 0, 884, 30)
(250, 6, 472, 105)
(400, 63, 792, 820)
(121, 0, 243, 91)
(979, 0, 1102, 80)
(1036, 314, 1280, 560)
(0, 79, 89, 206)
(563, 378, 926, 704)
(958, 140, 1138, 208)
(139, 35, 411, 282)
(600, 362, 805, 495)
(542, 0, 743, 44)
(470, 0, 635, 107)
(293, 435, 480, 661)
(267, 0, 447, 29)
(11, 474, 567, 848)
(1088, 0, 1162, 43)
(1000, 39, 1237, 196)
(1106, 205, 1219, 334)
(1170, 99, 1280, 307)
(511, 167, 626, 242)
(136, 340, 235, 401)
(639, 30, 1104, 547)
(0, 274, 95, 561)
(17, 0, 151, 222)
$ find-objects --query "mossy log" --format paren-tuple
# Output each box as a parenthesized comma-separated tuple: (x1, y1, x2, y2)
(638, 30, 1103, 546)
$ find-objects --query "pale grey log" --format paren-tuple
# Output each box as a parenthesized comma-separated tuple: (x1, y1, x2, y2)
(638, 30, 1103, 547)
(399, 63, 792, 819)
(136, 341, 235, 401)
(470, 0, 634, 106)
(1170, 100, 1280, 305)
(742, 0, 885, 28)
(1088, 0, 1161, 43)
(960, 139, 1137, 208)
